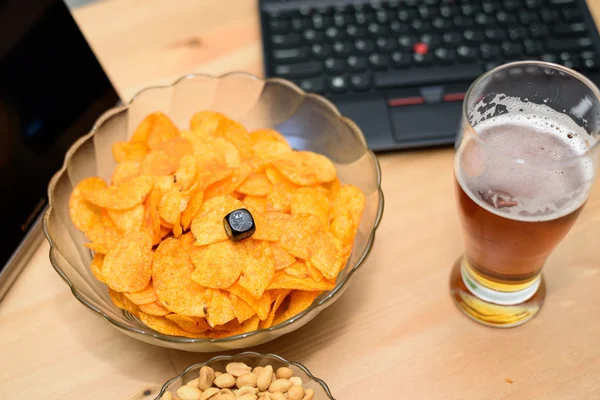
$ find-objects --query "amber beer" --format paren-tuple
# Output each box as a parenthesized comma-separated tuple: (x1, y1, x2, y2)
(454, 112, 591, 289)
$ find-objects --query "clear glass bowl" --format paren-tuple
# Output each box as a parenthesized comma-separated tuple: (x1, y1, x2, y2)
(155, 352, 335, 399)
(43, 72, 384, 352)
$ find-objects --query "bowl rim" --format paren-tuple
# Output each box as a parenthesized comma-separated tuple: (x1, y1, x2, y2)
(154, 351, 336, 399)
(42, 71, 385, 344)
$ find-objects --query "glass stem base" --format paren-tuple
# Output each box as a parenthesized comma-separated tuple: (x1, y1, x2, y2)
(449, 257, 546, 328)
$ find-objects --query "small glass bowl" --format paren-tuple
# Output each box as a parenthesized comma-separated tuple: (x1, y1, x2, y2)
(43, 72, 384, 352)
(155, 352, 335, 399)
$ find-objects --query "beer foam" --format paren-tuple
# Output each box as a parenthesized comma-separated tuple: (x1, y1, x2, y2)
(457, 95, 596, 222)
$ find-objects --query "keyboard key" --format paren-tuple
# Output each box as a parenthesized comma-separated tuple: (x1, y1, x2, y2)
(474, 13, 489, 26)
(443, 32, 462, 46)
(324, 58, 346, 73)
(541, 53, 557, 63)
(547, 37, 592, 52)
(454, 16, 474, 29)
(272, 33, 302, 49)
(413, 53, 434, 66)
(432, 17, 452, 31)
(582, 57, 599, 71)
(562, 7, 581, 22)
(328, 76, 348, 93)
(412, 19, 431, 32)
(457, 45, 477, 63)
(485, 28, 506, 42)
(553, 23, 587, 37)
(389, 20, 409, 34)
(350, 73, 372, 91)
(391, 51, 411, 68)
(273, 47, 310, 63)
(398, 35, 417, 50)
(347, 55, 368, 71)
(530, 24, 549, 39)
(333, 41, 353, 56)
(291, 18, 311, 31)
(464, 30, 484, 44)
(559, 53, 580, 70)
(269, 19, 290, 34)
(420, 34, 440, 47)
(502, 42, 522, 57)
(374, 65, 483, 88)
(480, 44, 501, 60)
(519, 12, 538, 25)
(397, 9, 416, 23)
(504, 1, 521, 11)
(376, 37, 397, 53)
(297, 77, 325, 93)
(369, 53, 390, 70)
(434, 48, 455, 65)
(540, 9, 560, 24)
(355, 39, 376, 54)
(509, 27, 528, 41)
(523, 39, 544, 55)
(275, 61, 323, 78)
(325, 26, 345, 40)
(346, 25, 367, 37)
(311, 43, 332, 59)
(496, 11, 517, 25)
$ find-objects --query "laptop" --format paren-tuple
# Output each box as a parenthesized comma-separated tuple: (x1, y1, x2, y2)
(0, 0, 121, 300)
(258, 0, 600, 151)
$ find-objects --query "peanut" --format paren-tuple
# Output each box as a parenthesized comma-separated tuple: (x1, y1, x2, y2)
(236, 372, 258, 388)
(213, 390, 236, 400)
(269, 392, 286, 400)
(200, 388, 220, 400)
(176, 385, 202, 400)
(236, 394, 258, 400)
(256, 365, 273, 391)
(199, 366, 216, 390)
(275, 367, 294, 380)
(252, 366, 263, 376)
(187, 378, 200, 387)
(214, 373, 236, 388)
(288, 385, 305, 400)
(161, 392, 173, 400)
(289, 376, 302, 386)
(226, 362, 252, 377)
(236, 386, 259, 396)
(268, 379, 293, 394)
(215, 372, 223, 377)
(302, 388, 315, 400)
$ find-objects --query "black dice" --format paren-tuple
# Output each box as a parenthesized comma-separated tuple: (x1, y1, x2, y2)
(223, 208, 255, 241)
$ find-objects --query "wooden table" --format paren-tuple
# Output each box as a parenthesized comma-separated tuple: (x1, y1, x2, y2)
(1, 1, 600, 398)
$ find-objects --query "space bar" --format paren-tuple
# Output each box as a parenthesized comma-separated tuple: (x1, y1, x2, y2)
(374, 65, 484, 89)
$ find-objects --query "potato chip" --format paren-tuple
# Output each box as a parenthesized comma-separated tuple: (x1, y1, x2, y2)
(189, 110, 224, 135)
(238, 241, 275, 299)
(130, 111, 180, 150)
(84, 242, 108, 254)
(69, 187, 105, 244)
(101, 210, 122, 250)
(270, 243, 296, 270)
(107, 204, 144, 234)
(152, 237, 207, 317)
(267, 271, 335, 291)
(165, 314, 211, 334)
(291, 187, 330, 227)
(272, 151, 336, 185)
(265, 185, 293, 213)
(214, 118, 252, 160)
(225, 283, 271, 321)
(180, 187, 204, 231)
(249, 129, 288, 144)
(242, 195, 266, 213)
(280, 214, 322, 260)
(141, 189, 162, 245)
(159, 225, 172, 239)
(124, 281, 158, 305)
(102, 231, 153, 293)
(284, 261, 309, 279)
(205, 288, 236, 327)
(158, 187, 184, 225)
(112, 141, 148, 163)
(236, 172, 273, 196)
(141, 150, 176, 176)
(187, 136, 241, 169)
(330, 184, 366, 253)
(204, 163, 253, 200)
(111, 161, 141, 185)
(109, 288, 141, 317)
(190, 241, 246, 288)
(139, 300, 170, 316)
(190, 195, 244, 246)
(90, 253, 105, 283)
(306, 261, 325, 282)
(310, 230, 345, 280)
(139, 312, 205, 338)
(265, 166, 298, 188)
(163, 136, 193, 163)
(252, 140, 291, 166)
(259, 289, 291, 329)
(174, 154, 197, 190)
(273, 290, 320, 326)
(79, 175, 153, 211)
(230, 293, 256, 324)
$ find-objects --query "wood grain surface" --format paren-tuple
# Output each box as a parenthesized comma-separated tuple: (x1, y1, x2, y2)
(1, 1, 599, 399)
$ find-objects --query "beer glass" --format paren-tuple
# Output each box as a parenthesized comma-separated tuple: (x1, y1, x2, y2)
(451, 62, 600, 328)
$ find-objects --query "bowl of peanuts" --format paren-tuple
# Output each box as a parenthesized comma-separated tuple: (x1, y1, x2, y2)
(156, 352, 334, 400)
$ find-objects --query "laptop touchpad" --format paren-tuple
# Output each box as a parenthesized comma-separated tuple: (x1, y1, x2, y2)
(389, 102, 461, 143)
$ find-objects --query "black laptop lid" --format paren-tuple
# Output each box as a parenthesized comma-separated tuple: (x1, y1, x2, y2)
(0, 0, 120, 268)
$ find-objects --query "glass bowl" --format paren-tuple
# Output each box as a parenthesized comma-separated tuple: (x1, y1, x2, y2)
(155, 352, 335, 399)
(43, 72, 384, 352)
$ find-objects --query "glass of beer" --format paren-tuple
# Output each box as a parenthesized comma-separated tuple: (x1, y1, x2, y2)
(451, 61, 600, 328)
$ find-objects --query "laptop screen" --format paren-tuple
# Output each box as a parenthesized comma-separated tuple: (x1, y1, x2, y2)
(0, 0, 120, 267)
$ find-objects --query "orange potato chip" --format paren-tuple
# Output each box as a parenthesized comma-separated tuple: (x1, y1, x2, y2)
(249, 129, 288, 144)
(139, 300, 170, 316)
(79, 175, 153, 211)
(306, 261, 325, 282)
(242, 195, 267, 214)
(90, 253, 105, 283)
(84, 242, 108, 255)
(141, 150, 176, 176)
(109, 288, 141, 317)
(159, 225, 172, 239)
(265, 185, 293, 213)
(267, 271, 335, 291)
(186, 135, 241, 169)
(124, 281, 158, 305)
(190, 195, 245, 246)
(163, 136, 193, 163)
(158, 187, 185, 225)
(265, 166, 298, 188)
(190, 241, 246, 288)
(102, 231, 153, 293)
(112, 141, 148, 163)
(290, 187, 330, 227)
(205, 288, 236, 327)
(111, 161, 141, 185)
(284, 261, 309, 279)
(141, 189, 162, 245)
(272, 151, 336, 185)
(280, 214, 322, 260)
(101, 210, 122, 250)
(259, 289, 291, 329)
(236, 172, 273, 196)
(130, 111, 180, 150)
(252, 140, 292, 166)
(225, 283, 272, 321)
(180, 187, 204, 231)
(139, 312, 205, 338)
(273, 290, 320, 326)
(238, 241, 275, 299)
(230, 293, 256, 324)
(214, 118, 252, 160)
(204, 163, 253, 200)
(270, 243, 296, 270)
(69, 187, 105, 244)
(310, 230, 346, 280)
(107, 204, 144, 234)
(330, 184, 366, 252)
(189, 110, 225, 135)
(174, 154, 197, 190)
(165, 314, 211, 334)
(152, 237, 207, 317)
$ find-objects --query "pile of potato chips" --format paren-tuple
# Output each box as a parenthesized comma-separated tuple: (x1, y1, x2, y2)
(69, 110, 366, 338)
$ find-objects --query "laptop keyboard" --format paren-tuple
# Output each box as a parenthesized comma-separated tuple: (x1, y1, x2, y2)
(262, 0, 600, 96)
